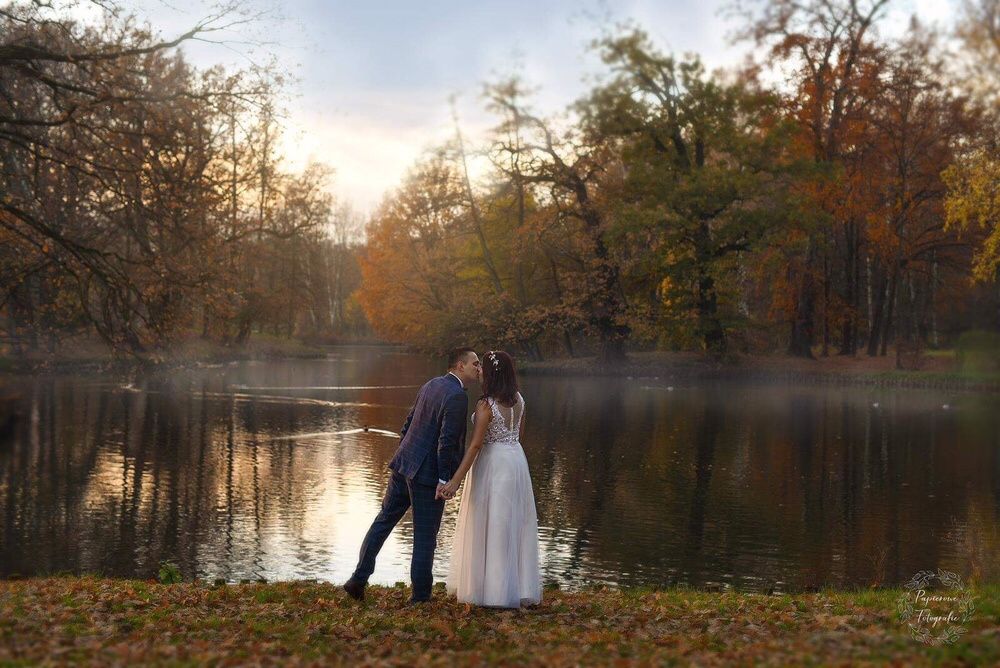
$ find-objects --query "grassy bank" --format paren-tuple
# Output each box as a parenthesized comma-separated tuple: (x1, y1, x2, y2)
(0, 578, 997, 666)
(521, 350, 1000, 392)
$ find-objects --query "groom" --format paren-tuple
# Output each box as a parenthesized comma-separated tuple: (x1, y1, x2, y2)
(343, 347, 481, 604)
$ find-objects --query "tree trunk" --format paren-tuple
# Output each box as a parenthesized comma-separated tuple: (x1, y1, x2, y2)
(788, 241, 817, 358)
(694, 221, 726, 356)
(929, 252, 939, 348)
(867, 263, 887, 357)
(822, 251, 830, 357)
(839, 219, 859, 355)
(25, 277, 39, 351)
(697, 271, 726, 356)
(599, 337, 627, 363)
(879, 267, 898, 357)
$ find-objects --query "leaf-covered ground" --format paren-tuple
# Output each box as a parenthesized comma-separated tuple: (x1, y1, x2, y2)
(0, 577, 997, 666)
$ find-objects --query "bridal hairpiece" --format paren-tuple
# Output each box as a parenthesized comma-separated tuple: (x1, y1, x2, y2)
(487, 351, 500, 368)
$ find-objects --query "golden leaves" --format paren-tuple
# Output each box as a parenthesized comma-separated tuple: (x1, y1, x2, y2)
(943, 152, 1000, 283)
(5, 577, 996, 666)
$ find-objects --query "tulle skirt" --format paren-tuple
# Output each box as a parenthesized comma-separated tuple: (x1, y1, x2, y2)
(446, 439, 542, 608)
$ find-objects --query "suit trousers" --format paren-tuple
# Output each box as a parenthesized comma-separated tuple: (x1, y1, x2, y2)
(352, 469, 446, 600)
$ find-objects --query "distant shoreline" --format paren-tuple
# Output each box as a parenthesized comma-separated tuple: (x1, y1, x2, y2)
(3, 343, 998, 393)
(0, 337, 393, 376)
(521, 350, 1000, 393)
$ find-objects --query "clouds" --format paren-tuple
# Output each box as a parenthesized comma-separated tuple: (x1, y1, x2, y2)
(279, 0, 732, 212)
(251, 0, 627, 212)
(95, 0, 958, 214)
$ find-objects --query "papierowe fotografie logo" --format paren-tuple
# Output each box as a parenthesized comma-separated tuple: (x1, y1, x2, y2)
(896, 569, 976, 645)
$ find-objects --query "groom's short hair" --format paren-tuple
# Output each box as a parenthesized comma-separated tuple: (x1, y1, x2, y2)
(447, 347, 477, 368)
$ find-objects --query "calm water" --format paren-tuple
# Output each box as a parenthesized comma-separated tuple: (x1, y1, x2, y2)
(1, 346, 998, 592)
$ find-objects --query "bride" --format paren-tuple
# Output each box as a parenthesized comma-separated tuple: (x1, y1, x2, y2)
(440, 350, 541, 608)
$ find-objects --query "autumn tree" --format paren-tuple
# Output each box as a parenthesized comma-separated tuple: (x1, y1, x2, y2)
(944, 0, 1000, 293)
(954, 0, 1000, 108)
(862, 33, 980, 361)
(486, 87, 632, 362)
(358, 151, 469, 347)
(581, 30, 796, 355)
(734, 0, 890, 357)
(0, 1, 358, 354)
(944, 154, 1000, 284)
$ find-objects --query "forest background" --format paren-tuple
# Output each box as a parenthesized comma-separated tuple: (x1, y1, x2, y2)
(2, 0, 999, 368)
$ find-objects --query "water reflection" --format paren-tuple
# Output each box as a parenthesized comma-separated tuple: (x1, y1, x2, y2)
(0, 346, 998, 592)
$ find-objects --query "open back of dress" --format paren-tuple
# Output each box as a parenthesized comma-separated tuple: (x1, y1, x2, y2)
(447, 391, 541, 608)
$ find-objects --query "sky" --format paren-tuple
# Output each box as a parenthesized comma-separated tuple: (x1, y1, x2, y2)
(102, 0, 956, 215)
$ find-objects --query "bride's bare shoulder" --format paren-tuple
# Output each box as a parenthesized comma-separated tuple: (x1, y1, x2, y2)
(471, 399, 492, 427)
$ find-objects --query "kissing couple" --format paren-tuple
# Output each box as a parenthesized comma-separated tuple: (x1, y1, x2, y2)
(343, 347, 542, 608)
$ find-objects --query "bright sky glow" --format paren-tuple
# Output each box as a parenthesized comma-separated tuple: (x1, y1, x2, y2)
(88, 0, 958, 215)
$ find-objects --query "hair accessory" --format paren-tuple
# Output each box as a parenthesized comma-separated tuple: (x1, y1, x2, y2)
(487, 350, 500, 368)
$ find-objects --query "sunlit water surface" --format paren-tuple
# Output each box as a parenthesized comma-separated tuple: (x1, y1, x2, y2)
(1, 345, 998, 592)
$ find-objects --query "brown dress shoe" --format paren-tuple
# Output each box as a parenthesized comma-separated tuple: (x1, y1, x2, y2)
(343, 578, 365, 601)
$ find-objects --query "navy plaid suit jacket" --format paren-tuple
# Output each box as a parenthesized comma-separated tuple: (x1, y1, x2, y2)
(388, 373, 468, 486)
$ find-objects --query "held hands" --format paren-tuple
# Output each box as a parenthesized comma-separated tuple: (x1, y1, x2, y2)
(435, 478, 460, 500)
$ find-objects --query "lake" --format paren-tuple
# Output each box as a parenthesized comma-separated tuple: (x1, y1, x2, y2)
(1, 345, 997, 592)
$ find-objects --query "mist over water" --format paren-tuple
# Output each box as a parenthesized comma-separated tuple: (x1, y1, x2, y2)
(1, 345, 997, 592)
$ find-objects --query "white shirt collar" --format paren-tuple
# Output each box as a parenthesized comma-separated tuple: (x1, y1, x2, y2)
(447, 371, 465, 390)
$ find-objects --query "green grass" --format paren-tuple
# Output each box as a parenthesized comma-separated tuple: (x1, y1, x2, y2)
(0, 577, 996, 666)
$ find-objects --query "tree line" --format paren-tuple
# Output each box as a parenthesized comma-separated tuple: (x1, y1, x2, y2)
(3, 0, 997, 364)
(359, 0, 1000, 362)
(0, 1, 368, 357)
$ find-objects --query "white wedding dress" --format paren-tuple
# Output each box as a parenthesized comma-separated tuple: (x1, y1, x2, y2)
(446, 392, 542, 608)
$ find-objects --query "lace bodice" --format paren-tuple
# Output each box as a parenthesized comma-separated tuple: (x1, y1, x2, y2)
(473, 393, 524, 444)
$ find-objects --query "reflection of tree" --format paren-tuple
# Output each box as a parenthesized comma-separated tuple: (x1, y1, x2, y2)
(570, 386, 624, 577)
(525, 381, 1000, 590)
(682, 400, 721, 569)
(188, 383, 210, 576)
(2, 359, 999, 590)
(529, 380, 693, 586)
(791, 393, 830, 589)
(224, 395, 236, 579)
(0, 378, 107, 575)
(245, 398, 265, 579)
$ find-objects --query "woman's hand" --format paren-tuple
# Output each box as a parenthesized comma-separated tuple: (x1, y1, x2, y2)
(441, 477, 461, 498)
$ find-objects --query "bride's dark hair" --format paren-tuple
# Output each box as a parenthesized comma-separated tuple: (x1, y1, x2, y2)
(480, 350, 519, 406)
